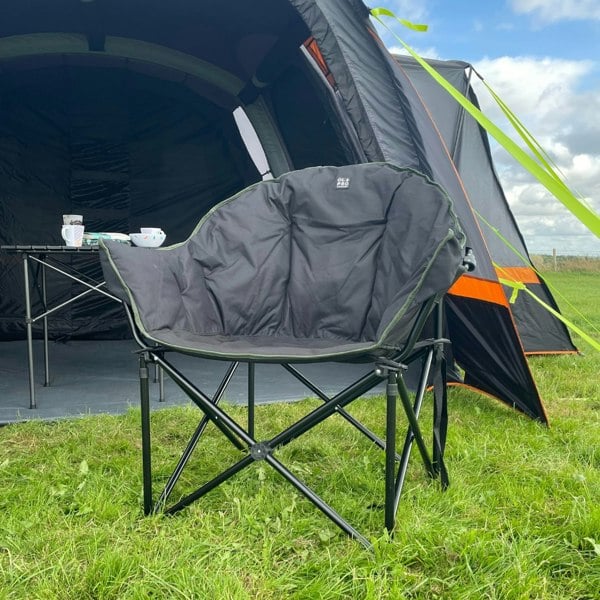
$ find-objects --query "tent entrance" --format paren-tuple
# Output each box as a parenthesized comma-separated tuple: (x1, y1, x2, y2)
(1, 62, 262, 243)
(0, 3, 356, 339)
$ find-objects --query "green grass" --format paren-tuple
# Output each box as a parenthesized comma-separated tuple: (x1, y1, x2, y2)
(1, 271, 599, 599)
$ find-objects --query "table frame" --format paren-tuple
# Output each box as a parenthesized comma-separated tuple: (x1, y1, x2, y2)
(1, 245, 163, 409)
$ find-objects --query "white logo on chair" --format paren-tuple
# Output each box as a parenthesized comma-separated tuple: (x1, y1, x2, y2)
(336, 177, 350, 189)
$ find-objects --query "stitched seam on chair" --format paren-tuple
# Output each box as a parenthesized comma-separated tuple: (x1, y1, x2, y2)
(286, 193, 295, 338)
(375, 174, 465, 344)
(377, 228, 457, 344)
(99, 241, 145, 335)
(159, 178, 283, 252)
(177, 243, 223, 335)
(139, 331, 379, 361)
(157, 328, 359, 343)
(167, 255, 190, 332)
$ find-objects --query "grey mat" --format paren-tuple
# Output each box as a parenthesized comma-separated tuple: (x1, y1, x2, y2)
(0, 340, 383, 424)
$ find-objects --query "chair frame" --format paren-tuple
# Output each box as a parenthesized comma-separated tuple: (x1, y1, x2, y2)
(125, 294, 450, 549)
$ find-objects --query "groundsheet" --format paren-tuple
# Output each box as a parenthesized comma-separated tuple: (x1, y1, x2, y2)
(0, 340, 382, 424)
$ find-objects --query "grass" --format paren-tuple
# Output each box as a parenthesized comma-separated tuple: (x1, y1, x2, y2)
(1, 270, 599, 599)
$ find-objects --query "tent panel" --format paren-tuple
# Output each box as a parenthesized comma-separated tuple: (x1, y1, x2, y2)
(265, 63, 351, 170)
(446, 295, 548, 422)
(449, 275, 509, 307)
(0, 65, 260, 340)
(391, 54, 576, 354)
(291, 0, 390, 162)
(0, 0, 309, 83)
(507, 283, 578, 354)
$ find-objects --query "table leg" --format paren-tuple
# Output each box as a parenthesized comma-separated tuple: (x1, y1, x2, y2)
(23, 254, 36, 409)
(158, 365, 165, 402)
(42, 260, 50, 386)
(153, 354, 165, 402)
(248, 362, 255, 439)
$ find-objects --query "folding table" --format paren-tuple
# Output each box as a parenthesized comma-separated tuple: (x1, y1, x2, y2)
(0, 245, 120, 408)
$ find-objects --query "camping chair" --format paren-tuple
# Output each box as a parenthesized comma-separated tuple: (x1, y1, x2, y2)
(100, 162, 471, 548)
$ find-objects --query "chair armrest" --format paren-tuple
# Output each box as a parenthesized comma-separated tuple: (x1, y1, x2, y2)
(99, 241, 186, 332)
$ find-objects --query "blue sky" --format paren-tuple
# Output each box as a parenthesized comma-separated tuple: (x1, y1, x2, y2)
(372, 0, 600, 255)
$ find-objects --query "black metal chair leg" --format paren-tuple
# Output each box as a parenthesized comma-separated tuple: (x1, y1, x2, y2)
(155, 362, 240, 509)
(139, 353, 153, 515)
(155, 418, 208, 512)
(265, 454, 372, 549)
(394, 348, 435, 514)
(432, 302, 450, 489)
(248, 363, 255, 439)
(158, 366, 165, 402)
(397, 376, 436, 479)
(165, 454, 255, 515)
(282, 363, 401, 460)
(385, 371, 397, 533)
(150, 352, 246, 451)
(432, 346, 450, 489)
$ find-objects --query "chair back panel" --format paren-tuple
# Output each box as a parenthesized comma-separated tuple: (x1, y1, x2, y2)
(176, 163, 463, 344)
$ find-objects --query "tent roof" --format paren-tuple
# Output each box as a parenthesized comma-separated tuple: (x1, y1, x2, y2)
(0, 0, 310, 85)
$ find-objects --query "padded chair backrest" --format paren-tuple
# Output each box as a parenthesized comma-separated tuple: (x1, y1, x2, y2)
(165, 163, 465, 344)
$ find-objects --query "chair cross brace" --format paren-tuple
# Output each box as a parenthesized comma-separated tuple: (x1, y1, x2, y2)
(136, 332, 449, 549)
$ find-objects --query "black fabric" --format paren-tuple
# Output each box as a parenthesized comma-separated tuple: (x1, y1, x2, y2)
(100, 163, 466, 361)
(266, 64, 350, 170)
(509, 282, 577, 353)
(446, 295, 547, 422)
(290, 0, 386, 162)
(0, 0, 309, 83)
(0, 66, 260, 339)
(432, 343, 449, 487)
(391, 55, 575, 354)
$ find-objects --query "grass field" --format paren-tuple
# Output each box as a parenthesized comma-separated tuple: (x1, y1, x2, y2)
(1, 270, 598, 599)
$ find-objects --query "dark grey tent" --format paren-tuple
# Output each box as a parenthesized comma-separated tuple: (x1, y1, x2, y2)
(391, 55, 575, 355)
(0, 0, 575, 422)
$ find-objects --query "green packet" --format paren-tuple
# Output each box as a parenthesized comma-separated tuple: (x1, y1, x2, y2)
(82, 232, 130, 246)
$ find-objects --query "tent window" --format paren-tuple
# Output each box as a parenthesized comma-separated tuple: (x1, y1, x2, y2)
(233, 107, 273, 180)
(303, 37, 336, 88)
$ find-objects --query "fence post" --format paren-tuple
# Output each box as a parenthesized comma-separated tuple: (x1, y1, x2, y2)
(553, 248, 557, 271)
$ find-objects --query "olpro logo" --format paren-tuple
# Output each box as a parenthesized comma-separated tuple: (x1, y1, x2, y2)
(336, 177, 350, 189)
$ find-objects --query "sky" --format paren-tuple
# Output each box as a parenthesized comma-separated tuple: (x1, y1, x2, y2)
(372, 0, 600, 256)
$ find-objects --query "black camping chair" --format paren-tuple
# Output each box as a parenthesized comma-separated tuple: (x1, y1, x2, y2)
(100, 162, 471, 548)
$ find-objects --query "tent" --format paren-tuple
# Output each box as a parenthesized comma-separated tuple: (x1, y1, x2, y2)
(391, 55, 577, 356)
(0, 0, 576, 422)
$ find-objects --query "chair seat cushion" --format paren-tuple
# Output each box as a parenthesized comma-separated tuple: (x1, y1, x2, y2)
(148, 328, 380, 362)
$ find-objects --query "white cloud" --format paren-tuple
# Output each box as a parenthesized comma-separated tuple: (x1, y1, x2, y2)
(472, 56, 593, 121)
(506, 182, 600, 255)
(470, 56, 600, 254)
(388, 45, 441, 60)
(510, 0, 600, 24)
